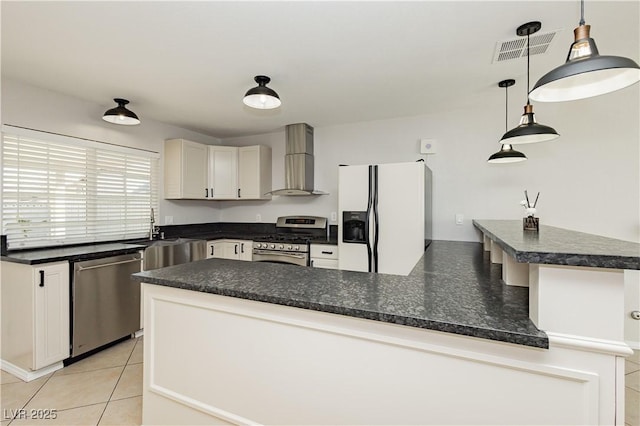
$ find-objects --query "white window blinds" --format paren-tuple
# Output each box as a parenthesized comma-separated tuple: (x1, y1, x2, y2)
(1, 126, 159, 249)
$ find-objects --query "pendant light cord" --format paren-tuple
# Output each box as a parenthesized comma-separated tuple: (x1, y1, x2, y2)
(504, 84, 509, 132)
(526, 31, 531, 105)
(579, 0, 585, 26)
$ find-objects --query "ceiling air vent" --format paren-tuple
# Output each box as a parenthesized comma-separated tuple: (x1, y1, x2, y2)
(493, 29, 561, 63)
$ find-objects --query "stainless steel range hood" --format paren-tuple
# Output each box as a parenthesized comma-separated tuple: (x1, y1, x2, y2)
(268, 123, 328, 196)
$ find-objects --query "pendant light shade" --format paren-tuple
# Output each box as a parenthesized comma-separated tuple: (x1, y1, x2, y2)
(243, 75, 281, 109)
(501, 21, 559, 145)
(102, 98, 140, 125)
(488, 79, 527, 164)
(529, 1, 640, 102)
(488, 144, 528, 163)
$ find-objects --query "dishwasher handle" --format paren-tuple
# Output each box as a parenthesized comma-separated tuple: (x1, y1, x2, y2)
(76, 257, 141, 272)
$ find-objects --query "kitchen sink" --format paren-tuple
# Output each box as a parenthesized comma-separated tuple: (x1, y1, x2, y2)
(143, 238, 206, 271)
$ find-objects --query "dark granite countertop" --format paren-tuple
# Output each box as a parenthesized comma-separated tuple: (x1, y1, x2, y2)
(1, 243, 146, 265)
(473, 220, 640, 270)
(133, 240, 548, 349)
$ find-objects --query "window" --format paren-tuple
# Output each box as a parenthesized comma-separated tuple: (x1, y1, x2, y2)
(1, 126, 159, 249)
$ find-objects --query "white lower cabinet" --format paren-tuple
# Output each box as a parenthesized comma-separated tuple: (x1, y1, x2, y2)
(310, 244, 339, 269)
(207, 240, 252, 261)
(1, 261, 70, 376)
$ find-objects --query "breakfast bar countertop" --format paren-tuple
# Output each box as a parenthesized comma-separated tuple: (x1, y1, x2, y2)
(133, 240, 548, 349)
(473, 219, 640, 270)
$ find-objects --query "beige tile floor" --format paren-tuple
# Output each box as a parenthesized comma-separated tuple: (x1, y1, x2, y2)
(0, 338, 638, 425)
(1, 336, 142, 426)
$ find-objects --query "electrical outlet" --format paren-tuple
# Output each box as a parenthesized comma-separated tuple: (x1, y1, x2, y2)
(330, 212, 337, 222)
(256, 214, 262, 222)
(455, 214, 464, 225)
(164, 216, 174, 225)
(420, 139, 437, 154)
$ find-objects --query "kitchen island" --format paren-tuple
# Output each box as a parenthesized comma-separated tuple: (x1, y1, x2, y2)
(133, 224, 638, 425)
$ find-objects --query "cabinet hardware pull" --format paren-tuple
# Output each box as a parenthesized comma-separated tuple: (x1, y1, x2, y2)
(205, 188, 208, 198)
(311, 260, 314, 267)
(235, 244, 238, 255)
(211, 187, 214, 197)
(238, 188, 241, 198)
(211, 245, 215, 256)
(39, 270, 45, 287)
(241, 243, 244, 253)
(322, 251, 334, 255)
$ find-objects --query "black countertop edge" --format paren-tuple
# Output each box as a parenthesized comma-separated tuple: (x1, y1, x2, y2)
(1, 244, 145, 265)
(134, 269, 548, 350)
(473, 220, 640, 270)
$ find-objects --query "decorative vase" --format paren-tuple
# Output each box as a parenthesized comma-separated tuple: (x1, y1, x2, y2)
(523, 216, 539, 232)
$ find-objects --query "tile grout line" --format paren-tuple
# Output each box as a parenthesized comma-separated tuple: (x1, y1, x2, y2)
(95, 338, 138, 426)
(5, 371, 55, 426)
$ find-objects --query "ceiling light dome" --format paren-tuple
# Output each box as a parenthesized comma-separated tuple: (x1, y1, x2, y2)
(102, 98, 140, 125)
(243, 75, 281, 109)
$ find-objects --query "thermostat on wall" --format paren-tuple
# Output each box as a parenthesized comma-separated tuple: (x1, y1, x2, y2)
(420, 139, 437, 154)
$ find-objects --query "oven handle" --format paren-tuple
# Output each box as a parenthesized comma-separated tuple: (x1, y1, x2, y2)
(253, 250, 307, 260)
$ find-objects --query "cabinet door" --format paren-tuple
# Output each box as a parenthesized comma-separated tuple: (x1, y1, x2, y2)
(33, 263, 70, 369)
(181, 140, 208, 199)
(237, 241, 252, 261)
(310, 258, 339, 269)
(223, 242, 240, 260)
(207, 241, 226, 259)
(238, 146, 271, 199)
(208, 146, 238, 199)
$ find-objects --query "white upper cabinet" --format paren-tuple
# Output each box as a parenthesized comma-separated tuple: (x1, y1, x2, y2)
(208, 146, 239, 199)
(165, 139, 271, 201)
(164, 139, 208, 199)
(238, 146, 272, 200)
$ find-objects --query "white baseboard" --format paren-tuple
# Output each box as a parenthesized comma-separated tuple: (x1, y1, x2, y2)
(134, 329, 144, 338)
(1, 359, 63, 382)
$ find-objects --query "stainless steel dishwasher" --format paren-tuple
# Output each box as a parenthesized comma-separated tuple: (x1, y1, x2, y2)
(72, 253, 142, 357)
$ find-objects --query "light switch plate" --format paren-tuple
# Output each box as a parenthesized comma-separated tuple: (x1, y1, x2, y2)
(420, 139, 437, 154)
(330, 212, 337, 223)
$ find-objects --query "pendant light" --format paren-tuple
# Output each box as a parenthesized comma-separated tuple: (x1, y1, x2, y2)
(500, 22, 559, 145)
(488, 79, 527, 164)
(102, 98, 140, 125)
(529, 0, 640, 102)
(243, 75, 281, 109)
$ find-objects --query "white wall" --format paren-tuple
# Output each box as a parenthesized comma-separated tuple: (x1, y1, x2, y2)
(1, 79, 223, 225)
(221, 86, 640, 244)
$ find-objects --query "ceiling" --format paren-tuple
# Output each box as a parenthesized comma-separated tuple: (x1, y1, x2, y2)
(2, 1, 638, 138)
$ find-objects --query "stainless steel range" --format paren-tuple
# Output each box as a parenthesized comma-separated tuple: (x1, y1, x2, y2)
(252, 216, 328, 266)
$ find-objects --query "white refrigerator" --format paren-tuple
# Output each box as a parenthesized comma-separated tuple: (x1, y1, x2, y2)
(338, 161, 432, 276)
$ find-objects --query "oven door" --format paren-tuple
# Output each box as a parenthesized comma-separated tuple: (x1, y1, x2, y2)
(252, 250, 309, 266)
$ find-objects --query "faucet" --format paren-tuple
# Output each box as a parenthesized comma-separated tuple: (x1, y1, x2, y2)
(150, 208, 158, 240)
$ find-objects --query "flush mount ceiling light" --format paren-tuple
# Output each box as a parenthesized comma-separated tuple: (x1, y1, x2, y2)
(102, 98, 140, 125)
(501, 21, 559, 145)
(529, 0, 640, 102)
(488, 79, 527, 164)
(243, 75, 281, 109)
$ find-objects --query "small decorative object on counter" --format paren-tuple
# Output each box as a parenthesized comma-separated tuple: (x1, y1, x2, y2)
(521, 190, 540, 231)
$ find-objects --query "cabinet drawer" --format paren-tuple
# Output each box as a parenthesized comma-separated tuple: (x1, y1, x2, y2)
(310, 258, 338, 269)
(310, 244, 338, 259)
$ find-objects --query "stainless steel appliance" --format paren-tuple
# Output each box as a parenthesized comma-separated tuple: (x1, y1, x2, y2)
(338, 161, 432, 276)
(143, 238, 206, 271)
(72, 253, 142, 357)
(252, 216, 328, 266)
(267, 123, 328, 196)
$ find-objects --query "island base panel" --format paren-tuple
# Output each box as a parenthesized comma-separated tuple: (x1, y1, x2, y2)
(142, 283, 617, 425)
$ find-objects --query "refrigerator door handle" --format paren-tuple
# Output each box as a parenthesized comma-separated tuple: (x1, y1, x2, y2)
(365, 165, 374, 273)
(372, 165, 379, 273)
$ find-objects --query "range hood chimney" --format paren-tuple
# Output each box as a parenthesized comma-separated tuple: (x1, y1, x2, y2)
(268, 123, 328, 196)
